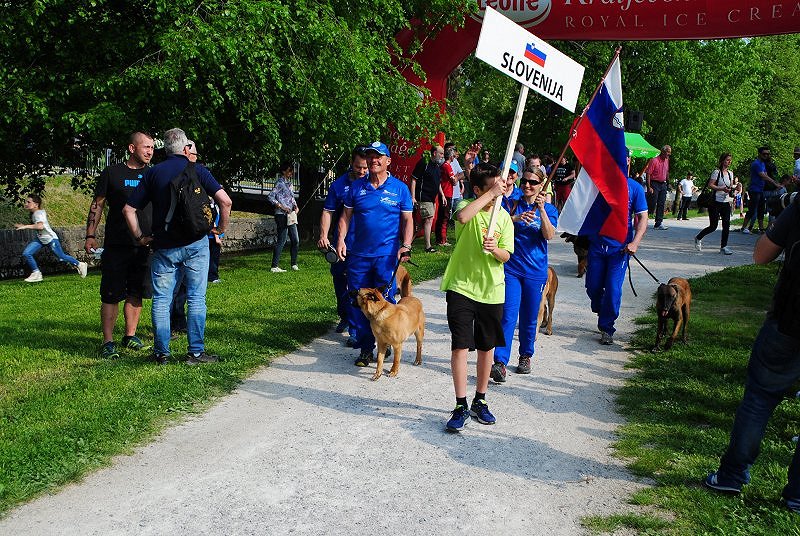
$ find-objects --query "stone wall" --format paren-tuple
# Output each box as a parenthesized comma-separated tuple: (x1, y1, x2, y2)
(0, 217, 276, 280)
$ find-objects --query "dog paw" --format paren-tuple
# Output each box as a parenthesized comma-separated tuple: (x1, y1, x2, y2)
(371, 371, 382, 381)
(388, 369, 399, 377)
(413, 359, 421, 366)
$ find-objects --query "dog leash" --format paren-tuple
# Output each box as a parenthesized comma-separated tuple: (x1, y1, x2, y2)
(384, 253, 419, 299)
(628, 253, 662, 297)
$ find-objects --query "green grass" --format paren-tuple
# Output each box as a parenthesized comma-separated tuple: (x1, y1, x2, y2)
(0, 245, 451, 515)
(585, 264, 800, 535)
(1, 175, 258, 229)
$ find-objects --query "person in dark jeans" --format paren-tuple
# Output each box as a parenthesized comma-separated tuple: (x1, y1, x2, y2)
(644, 145, 672, 230)
(703, 197, 800, 514)
(268, 162, 300, 272)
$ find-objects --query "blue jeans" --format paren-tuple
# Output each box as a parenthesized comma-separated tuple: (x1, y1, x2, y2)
(272, 214, 299, 268)
(150, 237, 210, 355)
(346, 254, 397, 353)
(585, 242, 628, 336)
(716, 319, 800, 503)
(495, 272, 547, 365)
(22, 238, 78, 272)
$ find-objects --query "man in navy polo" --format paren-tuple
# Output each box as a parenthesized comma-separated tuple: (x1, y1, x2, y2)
(336, 141, 414, 367)
(123, 128, 232, 365)
(318, 145, 369, 346)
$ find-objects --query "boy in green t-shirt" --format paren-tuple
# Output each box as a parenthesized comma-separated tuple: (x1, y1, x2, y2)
(440, 163, 514, 432)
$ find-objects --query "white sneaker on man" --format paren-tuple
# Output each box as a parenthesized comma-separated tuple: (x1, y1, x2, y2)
(694, 239, 702, 251)
(270, 266, 286, 273)
(741, 228, 751, 235)
(720, 246, 733, 255)
(76, 261, 88, 278)
(24, 271, 43, 283)
(291, 265, 299, 271)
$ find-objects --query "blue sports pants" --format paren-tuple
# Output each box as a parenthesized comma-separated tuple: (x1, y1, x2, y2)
(346, 254, 398, 353)
(495, 272, 547, 365)
(585, 242, 629, 336)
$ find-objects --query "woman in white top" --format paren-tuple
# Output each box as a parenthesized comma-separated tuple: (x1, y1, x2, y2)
(695, 153, 735, 255)
(15, 194, 87, 282)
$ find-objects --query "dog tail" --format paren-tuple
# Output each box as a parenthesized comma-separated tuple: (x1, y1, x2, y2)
(399, 273, 412, 298)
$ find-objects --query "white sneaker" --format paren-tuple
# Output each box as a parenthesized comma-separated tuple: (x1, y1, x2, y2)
(654, 224, 669, 230)
(721, 246, 733, 255)
(24, 271, 43, 283)
(270, 267, 286, 273)
(76, 261, 88, 278)
(291, 265, 299, 271)
(741, 228, 751, 235)
(694, 239, 702, 251)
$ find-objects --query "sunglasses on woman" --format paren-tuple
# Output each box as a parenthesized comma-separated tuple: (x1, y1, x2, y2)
(519, 178, 542, 186)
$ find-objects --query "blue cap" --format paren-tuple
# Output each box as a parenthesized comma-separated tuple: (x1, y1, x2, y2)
(365, 141, 390, 158)
(501, 160, 519, 174)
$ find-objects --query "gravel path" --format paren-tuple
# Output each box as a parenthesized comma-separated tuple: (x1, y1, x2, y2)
(0, 218, 758, 536)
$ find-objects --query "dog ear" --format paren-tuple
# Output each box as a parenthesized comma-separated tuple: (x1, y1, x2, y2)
(377, 285, 387, 295)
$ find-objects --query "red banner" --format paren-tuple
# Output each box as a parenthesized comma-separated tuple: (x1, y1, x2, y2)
(473, 1, 800, 41)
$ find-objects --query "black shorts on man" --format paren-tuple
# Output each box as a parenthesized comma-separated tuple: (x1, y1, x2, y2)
(100, 246, 152, 304)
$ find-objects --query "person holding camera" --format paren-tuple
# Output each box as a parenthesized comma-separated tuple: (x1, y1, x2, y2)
(695, 153, 735, 255)
(318, 145, 369, 344)
(703, 194, 800, 515)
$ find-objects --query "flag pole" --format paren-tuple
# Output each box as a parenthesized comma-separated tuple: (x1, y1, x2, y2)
(484, 84, 529, 252)
(541, 45, 623, 194)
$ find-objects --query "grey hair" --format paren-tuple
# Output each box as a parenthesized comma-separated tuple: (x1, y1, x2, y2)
(163, 128, 189, 155)
(444, 147, 456, 160)
(515, 142, 524, 152)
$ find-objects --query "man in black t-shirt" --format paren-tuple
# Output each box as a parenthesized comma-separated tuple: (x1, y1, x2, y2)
(703, 196, 800, 513)
(411, 145, 445, 252)
(84, 131, 154, 359)
(553, 156, 575, 212)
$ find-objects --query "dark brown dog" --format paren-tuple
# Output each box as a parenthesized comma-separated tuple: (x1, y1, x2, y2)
(356, 287, 425, 381)
(654, 277, 692, 351)
(562, 233, 589, 277)
(537, 266, 558, 336)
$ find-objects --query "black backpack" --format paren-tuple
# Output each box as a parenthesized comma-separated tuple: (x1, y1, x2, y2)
(164, 162, 215, 242)
(773, 195, 800, 339)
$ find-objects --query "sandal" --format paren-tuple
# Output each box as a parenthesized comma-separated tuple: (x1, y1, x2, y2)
(425, 246, 437, 253)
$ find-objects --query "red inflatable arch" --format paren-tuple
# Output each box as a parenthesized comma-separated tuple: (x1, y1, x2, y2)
(389, 0, 800, 181)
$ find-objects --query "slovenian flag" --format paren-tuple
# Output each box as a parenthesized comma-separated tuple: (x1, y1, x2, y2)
(524, 43, 546, 68)
(557, 56, 629, 243)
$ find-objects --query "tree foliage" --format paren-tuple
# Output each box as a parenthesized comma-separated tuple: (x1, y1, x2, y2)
(446, 36, 800, 182)
(0, 0, 472, 199)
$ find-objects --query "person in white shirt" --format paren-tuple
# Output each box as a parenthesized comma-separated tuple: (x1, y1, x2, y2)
(677, 173, 697, 220)
(16, 194, 88, 282)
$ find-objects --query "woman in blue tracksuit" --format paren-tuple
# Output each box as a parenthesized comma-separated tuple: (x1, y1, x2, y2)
(491, 167, 558, 383)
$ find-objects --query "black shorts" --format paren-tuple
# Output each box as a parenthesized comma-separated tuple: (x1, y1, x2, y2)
(100, 246, 152, 304)
(446, 290, 504, 352)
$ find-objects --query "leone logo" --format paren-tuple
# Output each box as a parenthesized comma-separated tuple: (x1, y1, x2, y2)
(472, 0, 552, 28)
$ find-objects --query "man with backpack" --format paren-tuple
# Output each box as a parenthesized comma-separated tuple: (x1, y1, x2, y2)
(123, 128, 232, 365)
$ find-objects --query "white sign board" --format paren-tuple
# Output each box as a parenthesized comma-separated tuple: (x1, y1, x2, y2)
(475, 7, 585, 112)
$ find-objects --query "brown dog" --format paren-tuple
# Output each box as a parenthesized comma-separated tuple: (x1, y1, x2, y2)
(356, 287, 425, 380)
(537, 266, 558, 335)
(654, 277, 692, 351)
(562, 233, 589, 277)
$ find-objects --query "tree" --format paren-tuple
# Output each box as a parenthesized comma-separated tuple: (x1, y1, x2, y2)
(0, 0, 473, 199)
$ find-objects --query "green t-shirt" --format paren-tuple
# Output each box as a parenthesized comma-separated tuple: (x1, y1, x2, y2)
(440, 199, 514, 304)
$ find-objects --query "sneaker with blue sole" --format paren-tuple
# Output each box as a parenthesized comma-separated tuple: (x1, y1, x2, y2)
(470, 399, 496, 425)
(446, 405, 470, 432)
(703, 472, 742, 495)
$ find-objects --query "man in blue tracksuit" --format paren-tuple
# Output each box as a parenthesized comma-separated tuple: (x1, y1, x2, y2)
(586, 168, 648, 345)
(336, 141, 414, 367)
(318, 145, 369, 345)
